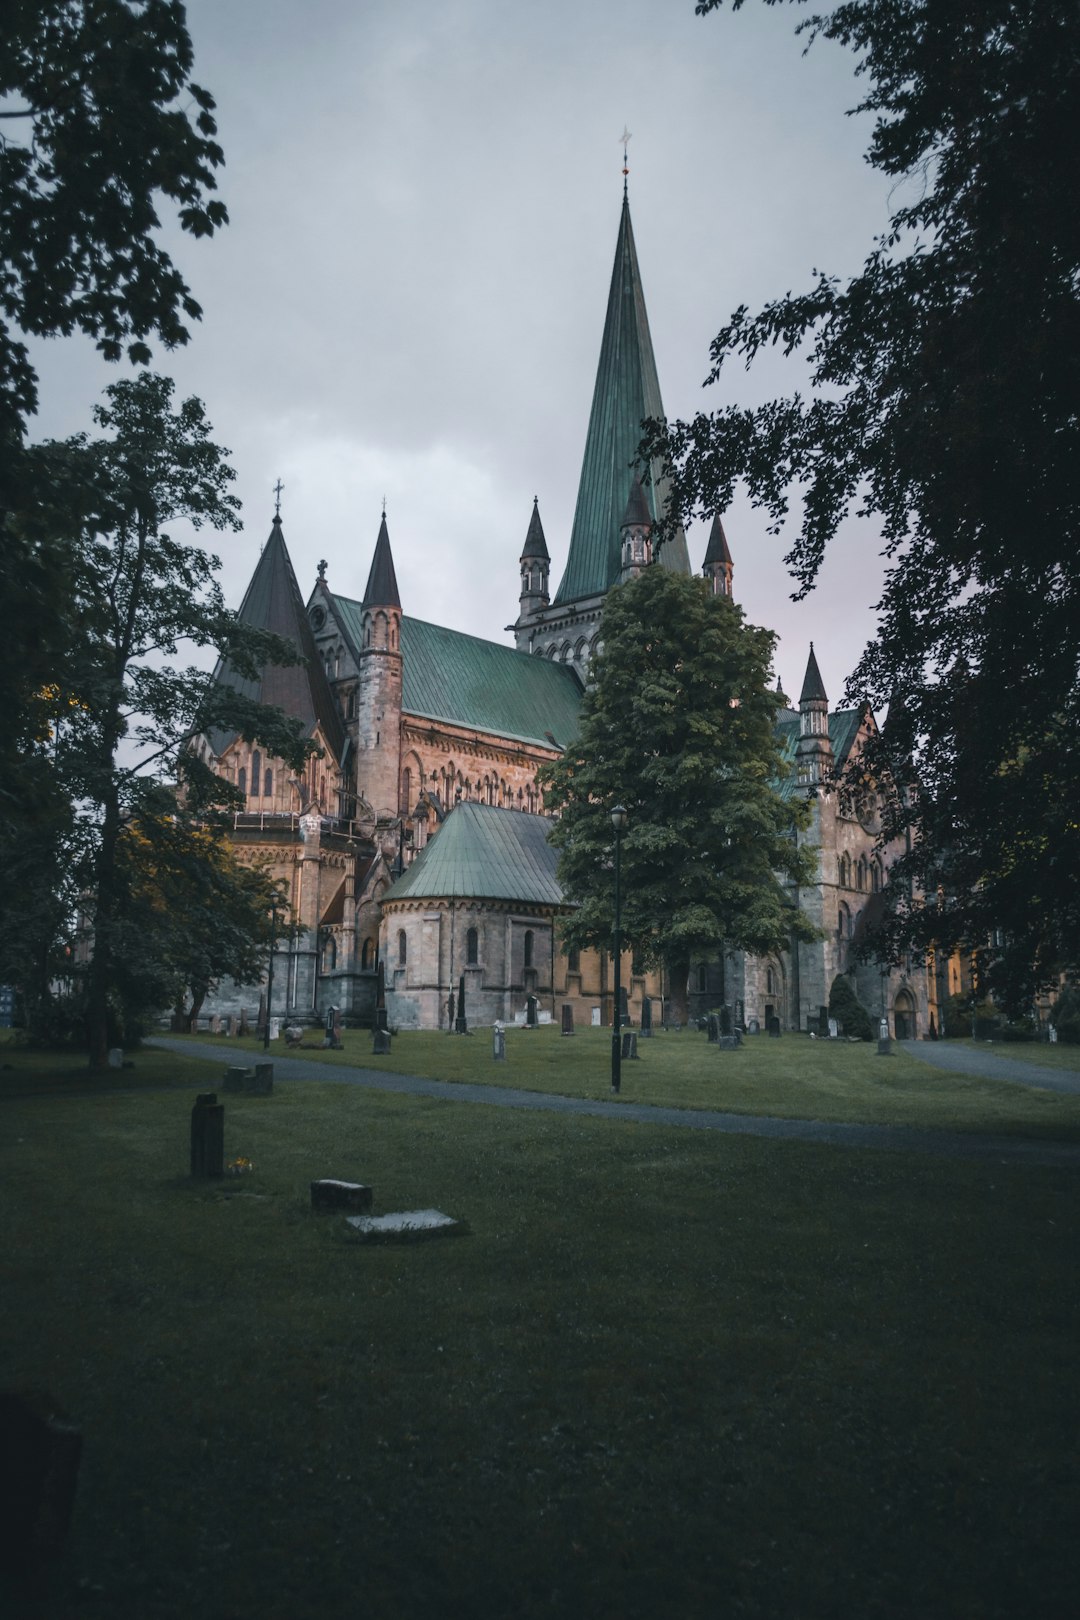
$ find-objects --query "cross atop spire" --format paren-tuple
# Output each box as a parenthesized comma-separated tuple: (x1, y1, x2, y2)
(273, 478, 283, 519)
(619, 126, 631, 194)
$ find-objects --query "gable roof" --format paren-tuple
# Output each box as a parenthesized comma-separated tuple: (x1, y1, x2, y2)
(330, 593, 582, 751)
(206, 517, 346, 760)
(383, 803, 563, 905)
(554, 193, 690, 604)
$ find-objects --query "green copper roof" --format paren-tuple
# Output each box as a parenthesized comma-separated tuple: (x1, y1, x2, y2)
(554, 194, 690, 604)
(773, 709, 863, 800)
(207, 517, 346, 759)
(331, 593, 582, 750)
(383, 803, 563, 904)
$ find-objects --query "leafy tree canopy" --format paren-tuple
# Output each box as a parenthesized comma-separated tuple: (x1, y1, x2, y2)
(645, 1, 1080, 1010)
(0, 0, 227, 441)
(2, 372, 314, 1059)
(540, 568, 817, 1019)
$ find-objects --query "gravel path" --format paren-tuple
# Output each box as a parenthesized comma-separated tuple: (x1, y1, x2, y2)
(899, 1039, 1080, 1095)
(149, 1038, 1080, 1169)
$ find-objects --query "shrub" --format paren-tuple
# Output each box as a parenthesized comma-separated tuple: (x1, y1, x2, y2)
(1052, 985, 1080, 1045)
(828, 975, 874, 1041)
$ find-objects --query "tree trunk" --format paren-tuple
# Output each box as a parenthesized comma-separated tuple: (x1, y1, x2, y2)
(667, 957, 690, 1026)
(86, 782, 121, 1068)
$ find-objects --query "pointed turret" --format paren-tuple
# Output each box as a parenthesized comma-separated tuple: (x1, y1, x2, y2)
(702, 514, 734, 599)
(619, 476, 653, 582)
(206, 515, 345, 763)
(553, 192, 690, 605)
(356, 513, 403, 818)
(516, 499, 550, 644)
(796, 643, 833, 788)
(362, 512, 401, 610)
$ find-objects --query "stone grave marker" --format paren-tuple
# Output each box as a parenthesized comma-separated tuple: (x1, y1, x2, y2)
(455, 974, 468, 1034)
(492, 1023, 506, 1060)
(0, 1390, 82, 1578)
(372, 1028, 391, 1055)
(621, 1031, 638, 1060)
(561, 1004, 574, 1036)
(190, 1093, 224, 1178)
(525, 995, 538, 1028)
(641, 997, 653, 1037)
(311, 1179, 373, 1214)
(706, 1014, 720, 1044)
(374, 963, 388, 1033)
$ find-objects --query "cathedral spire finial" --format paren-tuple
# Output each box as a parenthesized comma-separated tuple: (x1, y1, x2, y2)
(619, 126, 631, 195)
(273, 478, 283, 520)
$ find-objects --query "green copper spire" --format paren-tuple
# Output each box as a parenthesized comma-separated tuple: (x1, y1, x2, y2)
(554, 193, 690, 604)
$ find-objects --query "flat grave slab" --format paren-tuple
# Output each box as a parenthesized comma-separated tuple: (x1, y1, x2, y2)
(345, 1209, 464, 1243)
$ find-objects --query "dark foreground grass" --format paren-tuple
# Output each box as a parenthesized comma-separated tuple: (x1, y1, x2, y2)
(2, 1062, 1079, 1619)
(164, 1023, 1080, 1141)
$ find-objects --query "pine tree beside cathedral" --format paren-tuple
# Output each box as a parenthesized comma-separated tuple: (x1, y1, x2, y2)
(540, 568, 818, 1022)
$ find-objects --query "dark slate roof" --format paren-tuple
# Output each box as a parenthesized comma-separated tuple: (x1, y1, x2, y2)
(621, 475, 652, 528)
(330, 593, 583, 750)
(207, 517, 346, 760)
(521, 499, 550, 560)
(703, 513, 733, 567)
(773, 709, 863, 800)
(554, 194, 690, 604)
(383, 803, 563, 905)
(799, 643, 829, 705)
(362, 514, 401, 608)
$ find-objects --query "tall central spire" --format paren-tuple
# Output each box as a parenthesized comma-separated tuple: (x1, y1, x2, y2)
(553, 193, 690, 605)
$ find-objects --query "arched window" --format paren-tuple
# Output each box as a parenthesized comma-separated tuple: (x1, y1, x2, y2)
(766, 967, 776, 996)
(838, 854, 851, 888)
(567, 945, 580, 974)
(322, 934, 337, 972)
(524, 930, 534, 969)
(264, 768, 273, 797)
(361, 938, 375, 970)
(857, 857, 868, 891)
(466, 927, 478, 965)
(401, 766, 411, 815)
(838, 902, 851, 940)
(871, 860, 882, 893)
(251, 751, 261, 793)
(238, 765, 247, 796)
(397, 929, 407, 966)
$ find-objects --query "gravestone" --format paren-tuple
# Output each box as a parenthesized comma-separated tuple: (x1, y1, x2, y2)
(310, 1179, 373, 1215)
(323, 1006, 342, 1050)
(107, 1047, 123, 1069)
(818, 1005, 830, 1037)
(621, 1031, 638, 1060)
(492, 1023, 506, 1061)
(374, 963, 388, 1033)
(706, 1014, 720, 1044)
(209, 1014, 221, 1035)
(190, 1093, 224, 1178)
(828, 1018, 839, 1040)
(719, 1005, 732, 1036)
(718, 1034, 741, 1051)
(877, 1017, 892, 1057)
(641, 997, 653, 1037)
(223, 1064, 273, 1096)
(455, 974, 468, 1034)
(560, 1004, 575, 1036)
(268, 1017, 281, 1041)
(372, 1029, 391, 1055)
(768, 1016, 781, 1038)
(525, 995, 538, 1028)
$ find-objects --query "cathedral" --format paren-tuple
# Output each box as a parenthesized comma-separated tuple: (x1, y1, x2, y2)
(196, 188, 938, 1040)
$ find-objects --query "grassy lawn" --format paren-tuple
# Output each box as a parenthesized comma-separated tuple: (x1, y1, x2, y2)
(1, 1054, 1077, 1619)
(154, 1023, 1080, 1141)
(952, 1037, 1080, 1073)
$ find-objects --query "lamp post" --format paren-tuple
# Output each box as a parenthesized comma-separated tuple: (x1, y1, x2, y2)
(263, 900, 278, 1052)
(610, 804, 627, 1093)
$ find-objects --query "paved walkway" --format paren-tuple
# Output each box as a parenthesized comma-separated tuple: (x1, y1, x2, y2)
(149, 1038, 1080, 1169)
(900, 1039, 1080, 1095)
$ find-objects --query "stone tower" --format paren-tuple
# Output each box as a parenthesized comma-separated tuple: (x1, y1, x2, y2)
(702, 514, 734, 599)
(355, 513, 403, 819)
(513, 499, 550, 650)
(796, 643, 833, 789)
(618, 476, 654, 583)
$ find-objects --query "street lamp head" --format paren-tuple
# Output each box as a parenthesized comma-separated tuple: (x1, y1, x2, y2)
(611, 804, 628, 834)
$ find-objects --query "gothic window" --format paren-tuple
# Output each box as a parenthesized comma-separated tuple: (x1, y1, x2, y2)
(857, 857, 868, 891)
(397, 929, 407, 966)
(871, 860, 883, 893)
(347, 690, 356, 719)
(361, 938, 375, 970)
(238, 765, 247, 796)
(524, 930, 534, 969)
(767, 967, 776, 996)
(401, 767, 411, 815)
(839, 853, 851, 888)
(322, 934, 337, 972)
(252, 751, 261, 794)
(264, 768, 273, 797)
(567, 945, 580, 974)
(466, 927, 478, 966)
(838, 902, 851, 940)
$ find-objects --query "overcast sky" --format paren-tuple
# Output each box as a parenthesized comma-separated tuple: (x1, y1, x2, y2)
(30, 0, 900, 709)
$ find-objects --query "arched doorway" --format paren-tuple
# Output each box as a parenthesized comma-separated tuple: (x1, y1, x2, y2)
(893, 988, 916, 1041)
